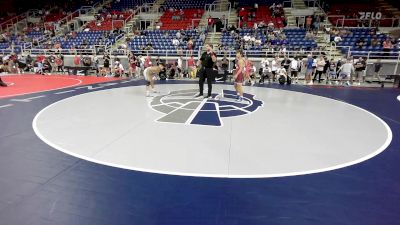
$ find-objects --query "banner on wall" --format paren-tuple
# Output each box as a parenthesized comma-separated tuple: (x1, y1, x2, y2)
(359, 12, 383, 20)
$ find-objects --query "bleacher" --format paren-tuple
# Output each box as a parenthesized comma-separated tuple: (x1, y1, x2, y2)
(85, 12, 132, 31)
(238, 5, 286, 29)
(112, 0, 155, 11)
(221, 28, 317, 53)
(161, 0, 214, 9)
(159, 9, 204, 30)
(28, 31, 117, 54)
(335, 28, 399, 57)
(129, 30, 204, 55)
(0, 31, 46, 54)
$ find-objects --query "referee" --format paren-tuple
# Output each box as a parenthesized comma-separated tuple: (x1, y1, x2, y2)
(195, 44, 217, 98)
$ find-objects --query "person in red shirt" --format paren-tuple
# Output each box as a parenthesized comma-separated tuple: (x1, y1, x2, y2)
(187, 55, 196, 78)
(207, 16, 213, 31)
(305, 16, 313, 30)
(73, 55, 81, 67)
(144, 55, 152, 68)
(129, 55, 137, 78)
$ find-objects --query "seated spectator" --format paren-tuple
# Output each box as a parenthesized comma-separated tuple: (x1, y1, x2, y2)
(383, 38, 393, 55)
(334, 35, 342, 43)
(370, 36, 380, 47)
(305, 31, 315, 40)
(356, 38, 365, 49)
(172, 38, 179, 47)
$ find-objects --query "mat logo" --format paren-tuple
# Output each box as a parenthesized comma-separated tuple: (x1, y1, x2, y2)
(149, 89, 263, 126)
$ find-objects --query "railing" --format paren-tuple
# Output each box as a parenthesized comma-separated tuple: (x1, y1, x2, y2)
(303, 0, 322, 8)
(0, 13, 27, 32)
(333, 17, 400, 28)
(283, 0, 293, 8)
(205, 0, 230, 13)
(78, 6, 97, 17)
(18, 47, 108, 56)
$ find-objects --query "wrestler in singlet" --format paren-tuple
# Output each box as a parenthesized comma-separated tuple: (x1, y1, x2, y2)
(235, 59, 245, 83)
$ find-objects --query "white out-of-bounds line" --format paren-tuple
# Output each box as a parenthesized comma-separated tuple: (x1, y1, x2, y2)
(0, 104, 13, 109)
(10, 95, 46, 102)
(55, 90, 76, 95)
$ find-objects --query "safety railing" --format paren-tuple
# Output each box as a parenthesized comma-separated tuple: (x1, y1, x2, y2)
(303, 0, 322, 8)
(205, 0, 230, 13)
(0, 13, 27, 32)
(333, 17, 400, 28)
(283, 0, 293, 8)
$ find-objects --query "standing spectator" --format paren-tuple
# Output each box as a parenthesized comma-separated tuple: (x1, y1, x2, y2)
(73, 54, 81, 67)
(281, 56, 291, 71)
(313, 55, 326, 83)
(187, 55, 197, 79)
(290, 57, 300, 83)
(337, 59, 354, 86)
(259, 56, 271, 84)
(187, 38, 194, 55)
(353, 57, 366, 85)
(271, 56, 279, 81)
(305, 16, 313, 30)
(207, 16, 213, 31)
(369, 59, 383, 84)
(221, 56, 229, 82)
(55, 55, 64, 74)
(177, 56, 183, 78)
(144, 55, 152, 68)
(326, 58, 337, 85)
(305, 54, 314, 84)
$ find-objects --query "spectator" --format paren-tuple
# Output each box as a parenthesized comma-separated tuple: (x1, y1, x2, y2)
(172, 38, 179, 47)
(313, 55, 326, 83)
(383, 38, 393, 56)
(369, 59, 382, 83)
(337, 59, 354, 86)
(305, 31, 315, 40)
(187, 55, 196, 78)
(353, 57, 366, 85)
(356, 38, 365, 49)
(370, 36, 380, 47)
(305, 54, 314, 84)
(334, 35, 342, 43)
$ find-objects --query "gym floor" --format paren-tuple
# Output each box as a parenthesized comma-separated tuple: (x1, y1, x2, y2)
(0, 75, 399, 225)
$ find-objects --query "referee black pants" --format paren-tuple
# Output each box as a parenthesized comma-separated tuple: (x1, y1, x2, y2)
(198, 67, 214, 97)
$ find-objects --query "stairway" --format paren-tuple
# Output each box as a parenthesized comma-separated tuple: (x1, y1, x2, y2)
(376, 0, 400, 17)
(199, 13, 210, 29)
(283, 8, 297, 27)
(204, 32, 222, 49)
(227, 10, 237, 27)
(291, 0, 307, 9)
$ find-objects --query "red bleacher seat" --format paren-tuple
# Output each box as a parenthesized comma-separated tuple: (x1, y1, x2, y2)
(238, 6, 285, 29)
(160, 9, 204, 30)
(85, 12, 132, 31)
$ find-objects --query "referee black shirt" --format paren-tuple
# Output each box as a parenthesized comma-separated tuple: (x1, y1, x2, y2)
(200, 51, 216, 68)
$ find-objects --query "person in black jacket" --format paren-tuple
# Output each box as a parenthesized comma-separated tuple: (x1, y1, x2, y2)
(195, 44, 217, 99)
